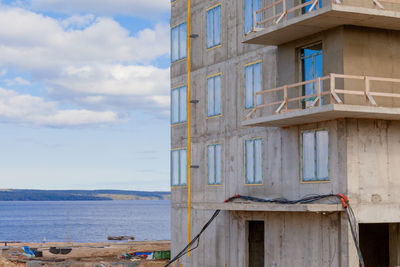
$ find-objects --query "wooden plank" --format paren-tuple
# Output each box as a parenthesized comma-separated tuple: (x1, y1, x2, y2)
(256, 100, 285, 109)
(256, 0, 283, 14)
(288, 93, 318, 102)
(366, 92, 377, 106)
(257, 86, 285, 95)
(370, 92, 400, 98)
(373, 0, 385, 8)
(335, 89, 364, 96)
(275, 100, 286, 113)
(368, 76, 400, 83)
(332, 91, 343, 104)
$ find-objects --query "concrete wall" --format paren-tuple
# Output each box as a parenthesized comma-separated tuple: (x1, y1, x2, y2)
(346, 119, 400, 223)
(343, 26, 400, 107)
(171, 0, 400, 266)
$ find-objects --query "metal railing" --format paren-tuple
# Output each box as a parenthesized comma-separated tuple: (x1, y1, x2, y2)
(252, 0, 397, 31)
(245, 73, 400, 120)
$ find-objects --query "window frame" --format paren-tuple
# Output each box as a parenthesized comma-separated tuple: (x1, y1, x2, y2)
(300, 128, 330, 183)
(171, 148, 188, 187)
(207, 144, 223, 186)
(244, 0, 261, 35)
(171, 22, 187, 63)
(206, 4, 222, 50)
(244, 60, 262, 110)
(206, 73, 223, 118)
(171, 85, 187, 125)
(244, 138, 264, 185)
(298, 42, 323, 108)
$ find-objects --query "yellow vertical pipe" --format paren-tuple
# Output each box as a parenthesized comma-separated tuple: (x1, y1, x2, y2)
(186, 0, 192, 258)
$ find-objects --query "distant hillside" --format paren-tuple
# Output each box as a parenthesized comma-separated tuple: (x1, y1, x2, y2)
(0, 189, 170, 201)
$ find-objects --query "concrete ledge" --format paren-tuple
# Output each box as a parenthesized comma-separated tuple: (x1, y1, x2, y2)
(242, 104, 400, 127)
(244, 3, 400, 45)
(173, 202, 344, 212)
(356, 204, 400, 223)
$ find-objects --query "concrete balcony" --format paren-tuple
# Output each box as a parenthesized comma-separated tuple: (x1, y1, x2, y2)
(243, 73, 400, 127)
(244, 0, 400, 45)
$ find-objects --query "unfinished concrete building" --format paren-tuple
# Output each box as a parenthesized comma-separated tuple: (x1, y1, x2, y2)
(170, 0, 400, 266)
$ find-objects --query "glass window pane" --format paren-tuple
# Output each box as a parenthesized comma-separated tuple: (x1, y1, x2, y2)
(180, 150, 187, 185)
(171, 27, 179, 62)
(207, 77, 215, 116)
(172, 151, 179, 186)
(245, 65, 254, 108)
(245, 140, 254, 183)
(254, 139, 263, 183)
(179, 24, 187, 59)
(316, 130, 329, 180)
(302, 131, 316, 181)
(254, 63, 262, 106)
(215, 144, 222, 184)
(208, 145, 215, 184)
(214, 75, 222, 115)
(179, 86, 187, 122)
(171, 89, 179, 124)
(244, 0, 253, 34)
(214, 6, 221, 46)
(206, 9, 214, 48)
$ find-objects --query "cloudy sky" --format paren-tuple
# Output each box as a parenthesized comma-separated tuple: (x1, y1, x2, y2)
(0, 0, 171, 191)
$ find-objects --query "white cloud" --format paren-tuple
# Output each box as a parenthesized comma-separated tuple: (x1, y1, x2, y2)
(61, 14, 96, 30)
(0, 5, 171, 125)
(29, 0, 170, 17)
(0, 8, 169, 67)
(5, 77, 31, 86)
(0, 87, 119, 127)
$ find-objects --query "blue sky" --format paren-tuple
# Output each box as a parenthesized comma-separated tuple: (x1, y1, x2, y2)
(0, 0, 171, 191)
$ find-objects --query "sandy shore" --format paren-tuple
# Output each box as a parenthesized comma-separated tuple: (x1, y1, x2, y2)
(0, 241, 171, 267)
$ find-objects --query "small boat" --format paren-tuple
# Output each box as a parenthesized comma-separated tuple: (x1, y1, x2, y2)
(107, 235, 135, 241)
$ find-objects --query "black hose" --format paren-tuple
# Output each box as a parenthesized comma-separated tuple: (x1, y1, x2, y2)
(166, 194, 365, 267)
(164, 210, 220, 267)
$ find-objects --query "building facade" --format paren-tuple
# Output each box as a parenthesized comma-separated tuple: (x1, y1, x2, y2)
(170, 0, 400, 266)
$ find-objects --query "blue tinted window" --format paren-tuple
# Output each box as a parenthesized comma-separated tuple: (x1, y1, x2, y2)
(244, 0, 260, 34)
(171, 86, 187, 124)
(300, 43, 322, 108)
(245, 138, 263, 184)
(207, 74, 222, 117)
(301, 129, 329, 182)
(171, 149, 187, 186)
(171, 23, 187, 62)
(207, 144, 222, 185)
(244, 62, 262, 109)
(206, 5, 222, 49)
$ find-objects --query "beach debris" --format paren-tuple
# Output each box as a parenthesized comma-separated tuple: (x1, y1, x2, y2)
(0, 256, 17, 267)
(119, 250, 170, 261)
(107, 235, 135, 241)
(49, 247, 72, 255)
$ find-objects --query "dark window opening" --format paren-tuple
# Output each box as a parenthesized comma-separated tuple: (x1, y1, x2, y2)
(248, 221, 264, 267)
(359, 223, 389, 267)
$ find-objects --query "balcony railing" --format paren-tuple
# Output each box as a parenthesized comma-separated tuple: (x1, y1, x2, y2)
(245, 73, 400, 120)
(252, 0, 399, 32)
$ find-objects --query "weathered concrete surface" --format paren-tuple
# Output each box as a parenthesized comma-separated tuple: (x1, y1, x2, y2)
(171, 0, 400, 266)
(244, 0, 400, 45)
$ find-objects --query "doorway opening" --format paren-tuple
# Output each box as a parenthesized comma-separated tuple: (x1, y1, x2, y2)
(359, 223, 389, 267)
(248, 220, 264, 267)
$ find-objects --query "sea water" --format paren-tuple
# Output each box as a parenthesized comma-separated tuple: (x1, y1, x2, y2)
(0, 200, 170, 243)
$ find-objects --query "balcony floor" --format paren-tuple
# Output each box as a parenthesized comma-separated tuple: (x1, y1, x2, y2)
(173, 202, 343, 212)
(244, 4, 400, 45)
(243, 104, 400, 127)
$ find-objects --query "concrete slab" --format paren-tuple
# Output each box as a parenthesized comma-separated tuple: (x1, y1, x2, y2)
(242, 104, 400, 127)
(244, 3, 400, 45)
(174, 202, 344, 212)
